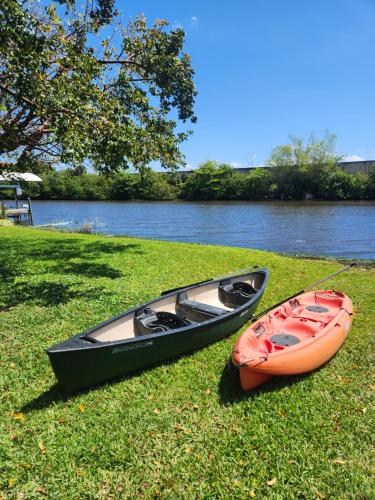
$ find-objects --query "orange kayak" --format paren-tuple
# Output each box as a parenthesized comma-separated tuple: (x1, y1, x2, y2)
(232, 290, 354, 391)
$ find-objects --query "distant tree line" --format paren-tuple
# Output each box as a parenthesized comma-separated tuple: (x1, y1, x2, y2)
(14, 132, 375, 202)
(18, 161, 375, 202)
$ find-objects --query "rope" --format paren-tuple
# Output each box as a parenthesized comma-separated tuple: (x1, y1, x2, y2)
(232, 351, 268, 369)
(340, 307, 353, 316)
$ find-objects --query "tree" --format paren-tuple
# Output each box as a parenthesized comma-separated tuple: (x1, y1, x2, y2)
(0, 1, 196, 173)
(267, 132, 340, 168)
(138, 169, 178, 200)
(182, 161, 237, 200)
(266, 131, 341, 199)
(242, 168, 273, 200)
(368, 166, 375, 199)
(110, 172, 140, 200)
(322, 170, 369, 200)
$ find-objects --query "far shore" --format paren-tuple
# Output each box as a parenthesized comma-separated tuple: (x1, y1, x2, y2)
(3, 198, 375, 205)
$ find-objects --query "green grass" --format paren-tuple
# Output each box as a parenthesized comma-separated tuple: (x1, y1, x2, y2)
(0, 226, 374, 499)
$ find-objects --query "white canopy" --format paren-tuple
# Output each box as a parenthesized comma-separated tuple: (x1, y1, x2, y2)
(0, 172, 43, 182)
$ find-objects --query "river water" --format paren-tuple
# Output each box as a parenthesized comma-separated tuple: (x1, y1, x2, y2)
(25, 200, 375, 259)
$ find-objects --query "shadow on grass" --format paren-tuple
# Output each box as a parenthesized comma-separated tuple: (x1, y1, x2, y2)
(23, 358, 313, 413)
(1, 238, 143, 264)
(50, 261, 123, 279)
(0, 281, 111, 310)
(0, 237, 143, 282)
(20, 351, 312, 412)
(16, 238, 144, 262)
(21, 356, 187, 413)
(218, 360, 312, 405)
(22, 353, 332, 412)
(0, 236, 144, 308)
(21, 384, 69, 412)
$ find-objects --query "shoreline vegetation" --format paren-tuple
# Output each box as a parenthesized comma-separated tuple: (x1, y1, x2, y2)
(0, 226, 373, 497)
(7, 161, 375, 203)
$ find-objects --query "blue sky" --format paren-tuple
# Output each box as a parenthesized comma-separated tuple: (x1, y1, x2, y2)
(120, 0, 375, 168)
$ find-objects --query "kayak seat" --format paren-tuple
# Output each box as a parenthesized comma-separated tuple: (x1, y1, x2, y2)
(135, 308, 193, 336)
(270, 333, 301, 347)
(219, 281, 257, 309)
(177, 299, 228, 323)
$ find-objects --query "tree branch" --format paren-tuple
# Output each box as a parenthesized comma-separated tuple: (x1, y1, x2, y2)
(0, 83, 82, 119)
(0, 161, 17, 170)
(96, 59, 145, 69)
(33, 145, 61, 157)
(129, 78, 155, 82)
(0, 83, 37, 109)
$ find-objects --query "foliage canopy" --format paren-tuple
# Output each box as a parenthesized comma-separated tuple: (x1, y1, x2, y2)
(0, 0, 196, 173)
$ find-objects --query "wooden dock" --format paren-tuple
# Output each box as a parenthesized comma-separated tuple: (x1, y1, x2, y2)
(3, 199, 34, 225)
(5, 207, 29, 217)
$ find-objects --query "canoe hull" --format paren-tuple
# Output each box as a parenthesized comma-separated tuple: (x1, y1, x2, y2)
(232, 290, 354, 391)
(47, 270, 268, 392)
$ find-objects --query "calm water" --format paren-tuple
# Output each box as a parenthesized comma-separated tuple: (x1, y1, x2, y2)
(26, 200, 375, 259)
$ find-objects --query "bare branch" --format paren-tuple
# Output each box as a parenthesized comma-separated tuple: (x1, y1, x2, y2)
(129, 78, 155, 82)
(33, 145, 61, 157)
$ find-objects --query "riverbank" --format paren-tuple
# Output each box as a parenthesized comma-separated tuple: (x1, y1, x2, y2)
(0, 227, 373, 497)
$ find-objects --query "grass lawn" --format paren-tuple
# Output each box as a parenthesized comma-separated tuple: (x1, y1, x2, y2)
(0, 226, 374, 498)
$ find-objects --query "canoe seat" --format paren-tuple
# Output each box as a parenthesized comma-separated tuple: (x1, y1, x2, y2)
(177, 299, 228, 322)
(135, 308, 193, 336)
(218, 281, 257, 308)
